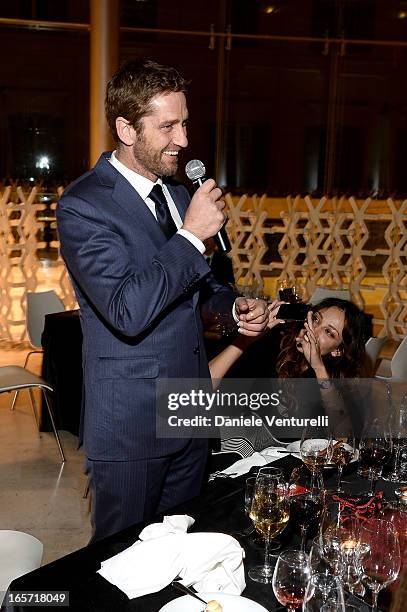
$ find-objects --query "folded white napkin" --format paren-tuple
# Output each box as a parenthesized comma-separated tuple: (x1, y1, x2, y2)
(98, 515, 245, 599)
(219, 447, 288, 478)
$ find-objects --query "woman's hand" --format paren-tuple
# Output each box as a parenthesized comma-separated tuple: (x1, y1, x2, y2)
(266, 299, 286, 330)
(298, 311, 328, 378)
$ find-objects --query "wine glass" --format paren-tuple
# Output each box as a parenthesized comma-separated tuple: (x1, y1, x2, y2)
(279, 279, 298, 303)
(241, 475, 257, 537)
(300, 427, 332, 474)
(379, 502, 407, 570)
(383, 393, 407, 483)
(249, 468, 290, 583)
(358, 417, 393, 496)
(257, 465, 284, 478)
(256, 466, 285, 549)
(309, 537, 334, 579)
(359, 518, 401, 612)
(330, 431, 356, 493)
(245, 476, 257, 517)
(272, 549, 310, 610)
(303, 573, 345, 611)
(318, 500, 355, 578)
(289, 466, 324, 551)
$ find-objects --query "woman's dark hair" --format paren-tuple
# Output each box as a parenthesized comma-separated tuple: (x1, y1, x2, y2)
(277, 298, 367, 378)
(105, 57, 188, 141)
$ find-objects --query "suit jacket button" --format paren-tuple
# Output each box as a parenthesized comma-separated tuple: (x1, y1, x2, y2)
(193, 346, 200, 354)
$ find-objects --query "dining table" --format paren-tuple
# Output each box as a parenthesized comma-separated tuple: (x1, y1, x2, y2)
(2, 454, 403, 612)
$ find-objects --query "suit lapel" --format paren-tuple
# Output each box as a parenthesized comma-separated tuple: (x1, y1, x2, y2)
(94, 153, 168, 248)
(92, 155, 200, 300)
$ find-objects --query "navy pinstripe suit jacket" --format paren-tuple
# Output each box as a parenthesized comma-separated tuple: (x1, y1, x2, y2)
(56, 153, 235, 462)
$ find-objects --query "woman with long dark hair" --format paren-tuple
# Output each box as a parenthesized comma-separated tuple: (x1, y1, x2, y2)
(276, 297, 367, 379)
(209, 297, 367, 457)
(209, 297, 367, 381)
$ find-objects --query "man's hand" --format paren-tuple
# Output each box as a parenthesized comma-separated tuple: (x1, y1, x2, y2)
(235, 297, 269, 337)
(182, 179, 226, 242)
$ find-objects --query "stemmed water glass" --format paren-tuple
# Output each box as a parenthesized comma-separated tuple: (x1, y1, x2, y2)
(311, 512, 366, 598)
(289, 466, 324, 551)
(302, 573, 345, 611)
(239, 475, 257, 538)
(359, 518, 401, 612)
(358, 417, 392, 496)
(318, 500, 354, 578)
(272, 549, 310, 610)
(384, 393, 407, 483)
(249, 467, 290, 583)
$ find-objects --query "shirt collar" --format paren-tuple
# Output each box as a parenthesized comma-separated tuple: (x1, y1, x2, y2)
(110, 151, 163, 200)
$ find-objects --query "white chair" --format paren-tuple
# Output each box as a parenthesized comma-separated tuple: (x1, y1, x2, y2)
(309, 287, 351, 305)
(365, 336, 387, 376)
(0, 366, 65, 462)
(0, 530, 43, 607)
(11, 290, 65, 412)
(375, 335, 407, 381)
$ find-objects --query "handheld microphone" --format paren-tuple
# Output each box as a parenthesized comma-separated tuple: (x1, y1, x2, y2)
(185, 159, 231, 253)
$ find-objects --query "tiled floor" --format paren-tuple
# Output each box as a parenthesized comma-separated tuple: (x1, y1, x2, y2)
(0, 347, 92, 566)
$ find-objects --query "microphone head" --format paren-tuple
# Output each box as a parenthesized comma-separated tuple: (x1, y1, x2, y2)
(185, 159, 206, 182)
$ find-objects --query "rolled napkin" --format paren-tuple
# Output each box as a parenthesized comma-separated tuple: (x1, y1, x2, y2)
(98, 515, 245, 599)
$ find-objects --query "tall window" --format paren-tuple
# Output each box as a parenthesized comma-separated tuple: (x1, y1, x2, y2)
(1, 0, 407, 197)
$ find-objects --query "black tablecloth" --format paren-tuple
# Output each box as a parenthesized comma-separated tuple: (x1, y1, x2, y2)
(40, 310, 83, 436)
(3, 456, 400, 612)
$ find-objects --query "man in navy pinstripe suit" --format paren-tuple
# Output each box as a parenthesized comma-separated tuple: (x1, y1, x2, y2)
(56, 58, 268, 541)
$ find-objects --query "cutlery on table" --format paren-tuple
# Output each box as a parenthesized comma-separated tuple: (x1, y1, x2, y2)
(232, 524, 255, 537)
(171, 580, 208, 605)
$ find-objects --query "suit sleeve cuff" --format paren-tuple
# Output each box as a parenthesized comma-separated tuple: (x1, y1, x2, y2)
(232, 301, 239, 322)
(177, 229, 205, 254)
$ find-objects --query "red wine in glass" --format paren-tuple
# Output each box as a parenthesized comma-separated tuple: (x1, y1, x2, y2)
(274, 585, 306, 609)
(358, 445, 392, 495)
(291, 494, 324, 549)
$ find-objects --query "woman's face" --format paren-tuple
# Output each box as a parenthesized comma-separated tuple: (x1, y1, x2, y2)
(296, 306, 345, 357)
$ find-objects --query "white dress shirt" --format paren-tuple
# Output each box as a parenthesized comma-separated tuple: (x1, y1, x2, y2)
(109, 152, 205, 254)
(109, 152, 239, 322)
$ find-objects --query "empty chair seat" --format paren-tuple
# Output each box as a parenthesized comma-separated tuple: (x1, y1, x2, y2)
(0, 531, 43, 606)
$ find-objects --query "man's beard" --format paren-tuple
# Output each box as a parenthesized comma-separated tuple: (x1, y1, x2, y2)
(132, 137, 178, 178)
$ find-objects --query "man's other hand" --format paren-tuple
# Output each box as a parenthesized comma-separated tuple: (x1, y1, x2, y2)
(235, 297, 269, 337)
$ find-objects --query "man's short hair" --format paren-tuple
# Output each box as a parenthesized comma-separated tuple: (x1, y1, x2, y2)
(105, 57, 188, 141)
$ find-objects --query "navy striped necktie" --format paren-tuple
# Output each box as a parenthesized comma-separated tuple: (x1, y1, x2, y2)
(149, 184, 177, 240)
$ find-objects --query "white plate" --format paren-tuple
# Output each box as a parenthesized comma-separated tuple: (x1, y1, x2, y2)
(286, 440, 359, 466)
(159, 592, 269, 612)
(286, 440, 301, 453)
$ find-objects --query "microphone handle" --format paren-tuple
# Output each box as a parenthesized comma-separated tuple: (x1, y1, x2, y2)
(192, 178, 231, 253)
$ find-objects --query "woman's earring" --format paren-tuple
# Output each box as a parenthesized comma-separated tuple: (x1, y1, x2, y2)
(331, 348, 342, 357)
